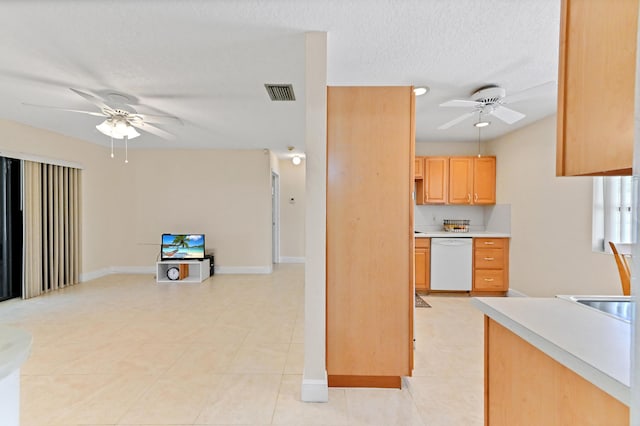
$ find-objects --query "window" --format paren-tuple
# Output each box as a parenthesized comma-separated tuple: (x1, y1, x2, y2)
(592, 176, 634, 253)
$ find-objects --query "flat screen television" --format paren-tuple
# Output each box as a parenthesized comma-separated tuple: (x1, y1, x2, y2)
(161, 233, 205, 260)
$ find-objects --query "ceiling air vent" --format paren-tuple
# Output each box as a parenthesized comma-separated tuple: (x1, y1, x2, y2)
(265, 84, 296, 101)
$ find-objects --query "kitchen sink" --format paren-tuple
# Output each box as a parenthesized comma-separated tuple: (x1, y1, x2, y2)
(557, 295, 633, 322)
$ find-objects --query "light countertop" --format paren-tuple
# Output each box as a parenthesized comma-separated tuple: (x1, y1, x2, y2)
(0, 325, 31, 381)
(471, 297, 630, 406)
(415, 231, 510, 238)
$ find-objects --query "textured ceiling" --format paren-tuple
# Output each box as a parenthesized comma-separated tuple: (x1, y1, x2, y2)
(0, 0, 561, 156)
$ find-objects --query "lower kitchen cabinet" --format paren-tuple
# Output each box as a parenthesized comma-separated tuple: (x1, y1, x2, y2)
(485, 318, 628, 425)
(415, 238, 430, 292)
(473, 238, 509, 293)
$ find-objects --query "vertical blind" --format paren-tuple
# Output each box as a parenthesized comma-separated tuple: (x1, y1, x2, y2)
(23, 161, 80, 299)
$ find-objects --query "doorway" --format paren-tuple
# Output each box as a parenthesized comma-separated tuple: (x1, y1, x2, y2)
(272, 171, 280, 264)
(0, 157, 23, 301)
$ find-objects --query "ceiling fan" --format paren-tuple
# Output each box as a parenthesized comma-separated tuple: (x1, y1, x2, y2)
(437, 82, 556, 130)
(24, 88, 183, 161)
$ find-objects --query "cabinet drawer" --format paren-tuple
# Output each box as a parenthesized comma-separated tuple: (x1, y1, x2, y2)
(415, 238, 430, 248)
(475, 248, 505, 269)
(474, 238, 506, 249)
(474, 269, 507, 291)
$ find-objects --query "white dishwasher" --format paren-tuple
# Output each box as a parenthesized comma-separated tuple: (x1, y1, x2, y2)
(430, 238, 473, 291)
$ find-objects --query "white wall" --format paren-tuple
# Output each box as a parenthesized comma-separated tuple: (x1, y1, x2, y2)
(279, 158, 305, 261)
(115, 149, 273, 273)
(416, 140, 479, 156)
(485, 115, 620, 296)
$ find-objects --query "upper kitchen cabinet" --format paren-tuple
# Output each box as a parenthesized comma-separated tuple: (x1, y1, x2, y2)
(473, 156, 496, 204)
(448, 156, 496, 205)
(449, 157, 474, 204)
(556, 0, 638, 176)
(414, 157, 424, 180)
(424, 157, 448, 204)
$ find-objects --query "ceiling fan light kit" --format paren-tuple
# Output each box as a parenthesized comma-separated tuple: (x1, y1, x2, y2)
(96, 119, 140, 140)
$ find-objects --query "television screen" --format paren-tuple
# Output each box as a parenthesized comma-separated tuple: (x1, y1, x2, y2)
(161, 234, 205, 260)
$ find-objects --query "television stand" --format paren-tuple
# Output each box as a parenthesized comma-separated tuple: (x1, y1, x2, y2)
(156, 260, 210, 283)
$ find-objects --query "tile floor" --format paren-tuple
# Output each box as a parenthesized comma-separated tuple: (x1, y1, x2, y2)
(0, 264, 484, 425)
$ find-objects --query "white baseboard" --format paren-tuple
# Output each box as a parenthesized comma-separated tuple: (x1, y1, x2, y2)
(80, 266, 157, 282)
(109, 266, 155, 275)
(507, 288, 528, 297)
(301, 370, 328, 402)
(279, 256, 306, 264)
(79, 268, 110, 282)
(215, 265, 273, 274)
(80, 264, 272, 282)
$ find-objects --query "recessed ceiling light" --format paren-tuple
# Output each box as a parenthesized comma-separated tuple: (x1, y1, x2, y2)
(474, 121, 490, 128)
(413, 86, 429, 96)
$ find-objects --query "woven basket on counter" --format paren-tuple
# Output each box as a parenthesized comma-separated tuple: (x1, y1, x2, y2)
(443, 219, 469, 233)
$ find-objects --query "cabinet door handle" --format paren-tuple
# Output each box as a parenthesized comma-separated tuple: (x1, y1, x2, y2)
(484, 278, 495, 282)
(484, 242, 495, 245)
(483, 257, 495, 261)
(467, 193, 471, 202)
(474, 193, 478, 202)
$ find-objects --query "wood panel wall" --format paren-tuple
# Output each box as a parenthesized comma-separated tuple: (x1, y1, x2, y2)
(326, 86, 414, 385)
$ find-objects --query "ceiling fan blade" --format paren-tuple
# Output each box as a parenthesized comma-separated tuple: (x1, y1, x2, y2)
(132, 113, 183, 126)
(490, 105, 526, 124)
(439, 99, 483, 108)
(69, 88, 114, 113)
(130, 121, 176, 140)
(22, 103, 106, 117)
(437, 111, 477, 130)
(502, 81, 557, 104)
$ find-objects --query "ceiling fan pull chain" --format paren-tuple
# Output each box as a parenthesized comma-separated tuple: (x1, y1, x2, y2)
(125, 135, 129, 164)
(110, 135, 114, 159)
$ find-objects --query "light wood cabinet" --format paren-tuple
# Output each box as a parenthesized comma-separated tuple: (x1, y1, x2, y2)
(448, 157, 473, 204)
(473, 238, 509, 293)
(415, 156, 447, 204)
(556, 0, 638, 176)
(327, 86, 414, 388)
(414, 238, 430, 292)
(448, 157, 496, 205)
(414, 157, 424, 180)
(415, 156, 495, 205)
(473, 157, 496, 204)
(423, 157, 448, 204)
(485, 318, 629, 425)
